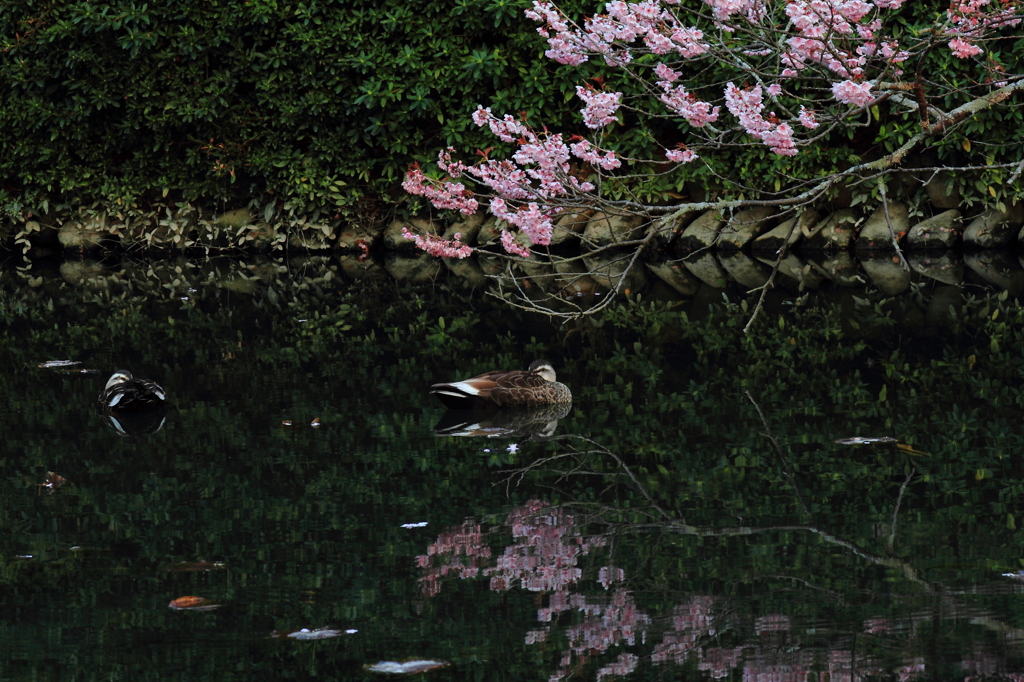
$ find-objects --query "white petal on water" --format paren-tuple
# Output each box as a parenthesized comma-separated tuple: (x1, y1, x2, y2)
(834, 436, 897, 445)
(366, 660, 448, 674)
(287, 628, 343, 640)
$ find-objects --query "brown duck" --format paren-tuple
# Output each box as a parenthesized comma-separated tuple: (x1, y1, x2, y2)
(430, 360, 572, 410)
(98, 370, 167, 412)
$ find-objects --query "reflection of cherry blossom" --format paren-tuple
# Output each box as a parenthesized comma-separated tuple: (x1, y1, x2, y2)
(754, 613, 791, 634)
(484, 500, 605, 593)
(652, 596, 717, 664)
(596, 652, 639, 680)
(416, 522, 491, 597)
(699, 647, 742, 679)
(863, 617, 891, 634)
(548, 589, 651, 682)
(741, 650, 813, 682)
(897, 658, 926, 681)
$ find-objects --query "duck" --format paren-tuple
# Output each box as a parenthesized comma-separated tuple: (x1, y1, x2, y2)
(430, 360, 572, 410)
(98, 370, 167, 412)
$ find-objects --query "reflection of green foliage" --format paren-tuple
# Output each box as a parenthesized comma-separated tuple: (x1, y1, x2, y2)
(4, 266, 1024, 678)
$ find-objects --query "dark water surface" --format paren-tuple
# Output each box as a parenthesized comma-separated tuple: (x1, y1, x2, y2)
(4, 255, 1024, 681)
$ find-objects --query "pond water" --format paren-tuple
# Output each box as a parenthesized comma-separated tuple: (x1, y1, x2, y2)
(3, 253, 1024, 681)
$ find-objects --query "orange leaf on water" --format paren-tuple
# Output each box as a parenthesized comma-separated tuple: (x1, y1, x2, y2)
(168, 596, 221, 611)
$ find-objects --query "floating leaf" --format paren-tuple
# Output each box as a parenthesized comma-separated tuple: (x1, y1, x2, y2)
(168, 596, 221, 611)
(38, 471, 67, 494)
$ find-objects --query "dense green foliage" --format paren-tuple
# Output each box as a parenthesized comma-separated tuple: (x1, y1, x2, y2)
(0, 0, 592, 219)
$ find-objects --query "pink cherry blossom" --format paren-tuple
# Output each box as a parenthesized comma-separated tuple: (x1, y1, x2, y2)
(501, 230, 534, 257)
(798, 105, 820, 129)
(725, 83, 800, 155)
(831, 78, 874, 106)
(402, 164, 479, 215)
(570, 138, 621, 170)
(666, 148, 699, 163)
(949, 36, 984, 58)
(659, 83, 721, 127)
(400, 228, 473, 259)
(576, 85, 622, 128)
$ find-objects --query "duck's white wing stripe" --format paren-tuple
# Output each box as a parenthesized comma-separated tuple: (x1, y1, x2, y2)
(109, 393, 123, 407)
(433, 381, 482, 397)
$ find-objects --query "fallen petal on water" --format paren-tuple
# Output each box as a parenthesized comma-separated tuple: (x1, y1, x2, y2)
(165, 561, 227, 572)
(271, 627, 350, 640)
(834, 436, 898, 445)
(38, 360, 81, 368)
(365, 660, 449, 675)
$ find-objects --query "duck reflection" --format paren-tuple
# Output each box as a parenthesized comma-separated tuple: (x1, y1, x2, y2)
(433, 403, 572, 440)
(100, 405, 168, 438)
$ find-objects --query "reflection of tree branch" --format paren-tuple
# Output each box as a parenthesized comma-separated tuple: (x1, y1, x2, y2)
(496, 434, 684, 523)
(888, 467, 916, 553)
(500, 429, 936, 590)
(640, 519, 933, 592)
(742, 218, 800, 334)
(745, 390, 812, 520)
(878, 180, 909, 272)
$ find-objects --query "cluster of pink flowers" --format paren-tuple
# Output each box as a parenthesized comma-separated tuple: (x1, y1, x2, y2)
(402, 163, 479, 215)
(798, 105, 820, 129)
(947, 0, 1022, 58)
(724, 83, 798, 156)
(665, 147, 698, 163)
(576, 85, 622, 128)
(407, 105, 629, 257)
(831, 78, 875, 106)
(526, 0, 711, 66)
(658, 81, 721, 127)
(400, 228, 473, 259)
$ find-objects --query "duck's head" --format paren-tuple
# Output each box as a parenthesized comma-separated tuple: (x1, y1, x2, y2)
(528, 359, 557, 383)
(104, 370, 134, 391)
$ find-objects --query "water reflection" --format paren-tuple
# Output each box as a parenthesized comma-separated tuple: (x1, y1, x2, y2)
(6, 251, 1024, 680)
(416, 430, 1024, 682)
(99, 404, 168, 437)
(433, 404, 572, 440)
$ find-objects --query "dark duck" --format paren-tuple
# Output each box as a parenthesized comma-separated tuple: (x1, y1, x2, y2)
(98, 370, 167, 412)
